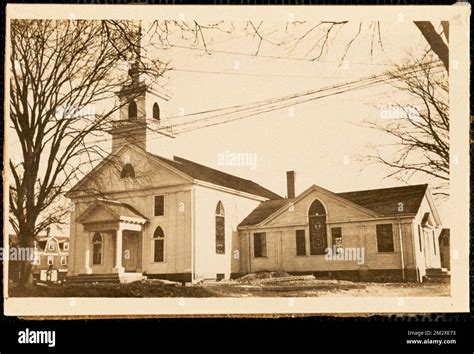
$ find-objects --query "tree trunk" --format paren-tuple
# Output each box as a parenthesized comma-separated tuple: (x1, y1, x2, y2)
(17, 237, 35, 288)
(414, 21, 449, 72)
(18, 261, 34, 288)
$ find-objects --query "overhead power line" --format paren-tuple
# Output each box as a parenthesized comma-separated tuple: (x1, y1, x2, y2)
(171, 67, 352, 79)
(173, 68, 446, 134)
(162, 60, 443, 121)
(158, 43, 394, 66)
(41, 60, 444, 153)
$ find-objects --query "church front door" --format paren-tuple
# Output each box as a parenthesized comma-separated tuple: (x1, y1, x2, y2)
(122, 231, 139, 272)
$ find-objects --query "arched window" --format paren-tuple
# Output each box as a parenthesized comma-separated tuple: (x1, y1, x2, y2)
(92, 232, 103, 265)
(153, 102, 160, 121)
(215, 201, 225, 254)
(128, 100, 137, 121)
(121, 163, 135, 178)
(153, 226, 165, 262)
(308, 200, 327, 255)
(309, 199, 326, 216)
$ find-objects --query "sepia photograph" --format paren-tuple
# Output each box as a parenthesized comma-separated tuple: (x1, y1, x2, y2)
(3, 3, 470, 318)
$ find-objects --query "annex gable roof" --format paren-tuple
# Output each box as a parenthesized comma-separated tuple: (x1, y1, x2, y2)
(239, 184, 379, 227)
(239, 183, 430, 227)
(337, 184, 428, 216)
(239, 198, 293, 227)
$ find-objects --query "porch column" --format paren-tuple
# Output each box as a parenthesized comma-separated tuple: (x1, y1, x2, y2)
(114, 228, 124, 274)
(84, 233, 92, 274)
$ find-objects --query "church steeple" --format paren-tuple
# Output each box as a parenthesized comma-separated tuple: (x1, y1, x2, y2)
(128, 61, 140, 85)
(108, 22, 172, 153)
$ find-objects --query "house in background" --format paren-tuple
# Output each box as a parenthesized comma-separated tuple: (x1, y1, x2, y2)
(8, 231, 69, 283)
(65, 60, 445, 284)
(33, 234, 70, 282)
(439, 228, 450, 271)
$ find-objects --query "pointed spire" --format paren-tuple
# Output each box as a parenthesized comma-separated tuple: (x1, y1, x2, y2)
(128, 61, 140, 86)
(128, 21, 142, 86)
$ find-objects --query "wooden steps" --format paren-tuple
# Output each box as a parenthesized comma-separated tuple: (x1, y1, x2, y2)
(66, 274, 120, 284)
(423, 268, 450, 283)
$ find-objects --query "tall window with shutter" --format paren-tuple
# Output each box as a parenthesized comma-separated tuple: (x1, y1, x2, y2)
(376, 224, 394, 252)
(92, 233, 103, 265)
(154, 195, 164, 216)
(153, 226, 165, 262)
(254, 232, 267, 258)
(331, 227, 343, 249)
(215, 201, 225, 254)
(295, 230, 306, 256)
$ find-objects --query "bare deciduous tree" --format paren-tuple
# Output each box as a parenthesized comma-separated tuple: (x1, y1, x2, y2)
(235, 20, 449, 72)
(9, 19, 167, 287)
(365, 55, 449, 196)
(9, 18, 225, 287)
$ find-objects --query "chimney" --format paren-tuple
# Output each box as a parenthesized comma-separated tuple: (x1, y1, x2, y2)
(286, 171, 296, 199)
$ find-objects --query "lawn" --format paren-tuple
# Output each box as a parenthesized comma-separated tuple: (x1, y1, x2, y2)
(8, 275, 450, 298)
(203, 280, 450, 297)
(8, 281, 217, 298)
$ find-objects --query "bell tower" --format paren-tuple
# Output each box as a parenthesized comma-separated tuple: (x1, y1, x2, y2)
(108, 61, 148, 151)
(108, 24, 172, 153)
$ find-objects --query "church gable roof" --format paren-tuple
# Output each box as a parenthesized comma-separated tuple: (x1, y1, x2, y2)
(67, 144, 281, 201)
(150, 154, 282, 200)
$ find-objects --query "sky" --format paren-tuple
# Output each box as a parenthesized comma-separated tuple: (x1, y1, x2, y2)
(140, 20, 451, 225)
(7, 19, 452, 235)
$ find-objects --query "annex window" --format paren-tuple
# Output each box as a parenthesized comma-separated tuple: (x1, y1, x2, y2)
(331, 227, 343, 249)
(128, 100, 137, 121)
(154, 195, 165, 216)
(153, 102, 160, 121)
(376, 224, 394, 252)
(121, 163, 135, 178)
(153, 226, 165, 262)
(215, 201, 225, 254)
(295, 230, 306, 256)
(308, 199, 327, 255)
(92, 232, 103, 265)
(254, 232, 267, 258)
(60, 256, 68, 266)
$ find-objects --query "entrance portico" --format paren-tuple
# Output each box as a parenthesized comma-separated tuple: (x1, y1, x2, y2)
(77, 199, 148, 279)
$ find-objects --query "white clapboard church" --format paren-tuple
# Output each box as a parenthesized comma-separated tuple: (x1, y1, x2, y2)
(66, 60, 446, 284)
